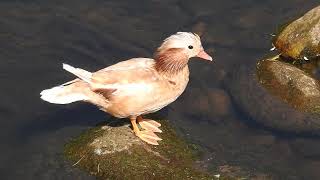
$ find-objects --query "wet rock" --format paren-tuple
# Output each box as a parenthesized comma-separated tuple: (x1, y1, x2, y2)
(250, 173, 273, 180)
(207, 88, 232, 118)
(180, 87, 210, 116)
(248, 134, 276, 147)
(289, 138, 320, 158)
(218, 165, 246, 179)
(169, 107, 303, 179)
(192, 21, 207, 36)
(257, 58, 320, 112)
(224, 62, 320, 135)
(217, 164, 272, 179)
(172, 87, 232, 123)
(64, 120, 214, 179)
(274, 6, 320, 60)
(299, 160, 320, 180)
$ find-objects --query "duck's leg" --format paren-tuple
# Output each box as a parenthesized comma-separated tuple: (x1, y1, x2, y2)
(130, 116, 162, 145)
(137, 116, 162, 133)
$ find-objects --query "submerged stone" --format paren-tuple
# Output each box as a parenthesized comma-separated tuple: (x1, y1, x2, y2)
(289, 138, 320, 158)
(225, 61, 320, 135)
(256, 57, 320, 112)
(274, 6, 320, 60)
(64, 120, 215, 180)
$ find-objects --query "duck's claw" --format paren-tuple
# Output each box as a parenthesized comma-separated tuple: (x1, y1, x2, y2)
(136, 130, 162, 145)
(138, 119, 162, 133)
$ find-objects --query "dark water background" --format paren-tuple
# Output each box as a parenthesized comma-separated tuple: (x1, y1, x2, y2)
(1, 0, 320, 179)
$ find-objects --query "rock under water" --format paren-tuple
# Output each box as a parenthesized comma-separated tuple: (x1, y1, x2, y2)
(226, 4, 320, 135)
(224, 61, 320, 135)
(256, 57, 320, 112)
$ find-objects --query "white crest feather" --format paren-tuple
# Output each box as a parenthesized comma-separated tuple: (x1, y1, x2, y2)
(159, 32, 201, 49)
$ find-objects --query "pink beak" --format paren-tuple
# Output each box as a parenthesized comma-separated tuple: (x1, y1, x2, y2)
(197, 50, 213, 61)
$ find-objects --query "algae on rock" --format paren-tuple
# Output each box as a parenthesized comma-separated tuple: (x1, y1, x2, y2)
(274, 6, 320, 60)
(258, 5, 320, 115)
(64, 120, 215, 180)
(237, 5, 320, 133)
(256, 57, 320, 113)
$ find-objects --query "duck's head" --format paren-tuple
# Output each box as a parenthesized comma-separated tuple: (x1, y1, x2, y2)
(154, 32, 212, 74)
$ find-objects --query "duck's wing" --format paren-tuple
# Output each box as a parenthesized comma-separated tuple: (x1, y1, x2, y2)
(90, 58, 160, 97)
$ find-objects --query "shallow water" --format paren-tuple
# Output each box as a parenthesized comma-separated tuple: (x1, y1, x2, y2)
(1, 0, 320, 179)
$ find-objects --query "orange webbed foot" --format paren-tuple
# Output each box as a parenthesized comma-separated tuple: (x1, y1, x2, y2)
(136, 130, 162, 145)
(138, 118, 162, 133)
(130, 116, 162, 145)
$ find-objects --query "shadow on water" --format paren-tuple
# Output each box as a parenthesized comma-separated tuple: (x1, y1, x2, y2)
(18, 104, 118, 142)
(18, 103, 170, 143)
(233, 101, 320, 140)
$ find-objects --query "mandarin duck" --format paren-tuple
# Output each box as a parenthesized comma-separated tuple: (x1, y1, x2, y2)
(40, 32, 212, 145)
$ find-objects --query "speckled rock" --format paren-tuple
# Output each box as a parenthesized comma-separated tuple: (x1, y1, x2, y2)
(90, 125, 143, 155)
(274, 6, 320, 60)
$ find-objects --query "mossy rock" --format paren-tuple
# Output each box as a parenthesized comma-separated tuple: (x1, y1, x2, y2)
(274, 6, 320, 60)
(64, 119, 218, 180)
(224, 60, 320, 135)
(256, 57, 320, 113)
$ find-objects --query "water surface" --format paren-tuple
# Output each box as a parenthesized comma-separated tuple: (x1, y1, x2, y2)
(1, 0, 319, 179)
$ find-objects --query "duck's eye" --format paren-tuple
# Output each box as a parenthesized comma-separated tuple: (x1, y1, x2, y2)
(188, 45, 193, 49)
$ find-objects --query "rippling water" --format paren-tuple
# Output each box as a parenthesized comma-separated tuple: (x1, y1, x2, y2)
(1, 0, 319, 179)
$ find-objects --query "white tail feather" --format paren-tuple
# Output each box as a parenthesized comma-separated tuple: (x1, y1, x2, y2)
(62, 63, 92, 83)
(40, 63, 92, 104)
(40, 86, 87, 104)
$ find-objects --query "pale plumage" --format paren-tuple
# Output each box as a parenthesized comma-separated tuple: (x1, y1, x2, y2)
(40, 32, 213, 145)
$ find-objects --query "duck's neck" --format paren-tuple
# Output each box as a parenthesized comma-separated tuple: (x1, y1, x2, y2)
(154, 48, 189, 75)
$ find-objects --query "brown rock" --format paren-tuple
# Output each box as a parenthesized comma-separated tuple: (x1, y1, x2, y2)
(289, 138, 320, 158)
(224, 62, 320, 135)
(207, 88, 232, 118)
(257, 58, 320, 112)
(274, 6, 320, 60)
(249, 134, 276, 146)
(299, 160, 320, 180)
(170, 87, 210, 118)
(184, 87, 210, 114)
(174, 87, 232, 123)
(192, 22, 207, 36)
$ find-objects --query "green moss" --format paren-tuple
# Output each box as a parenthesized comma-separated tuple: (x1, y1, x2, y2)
(310, 105, 320, 114)
(64, 120, 217, 180)
(272, 7, 311, 43)
(273, 9, 320, 60)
